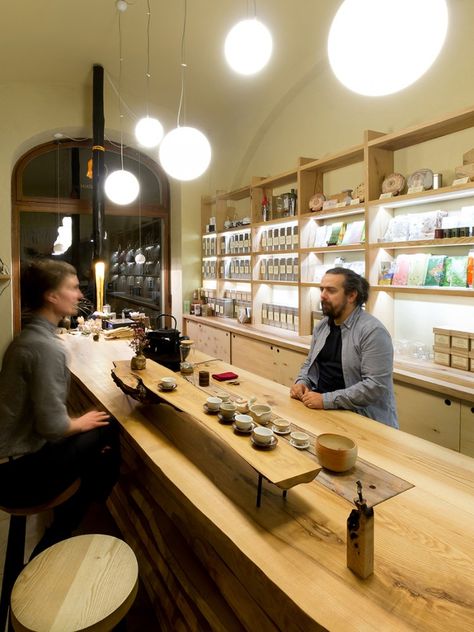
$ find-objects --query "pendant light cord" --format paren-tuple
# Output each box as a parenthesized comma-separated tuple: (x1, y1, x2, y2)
(177, 0, 187, 128)
(118, 10, 125, 170)
(145, 0, 151, 116)
(56, 140, 60, 229)
(138, 152, 142, 250)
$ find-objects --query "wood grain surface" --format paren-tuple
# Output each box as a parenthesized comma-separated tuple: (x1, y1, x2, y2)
(64, 333, 474, 631)
(11, 534, 138, 632)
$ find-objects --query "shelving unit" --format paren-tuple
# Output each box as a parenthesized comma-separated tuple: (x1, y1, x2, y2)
(199, 103, 474, 347)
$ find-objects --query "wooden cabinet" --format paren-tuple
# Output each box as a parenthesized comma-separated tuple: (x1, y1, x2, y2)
(394, 382, 461, 451)
(184, 320, 231, 363)
(461, 402, 474, 457)
(231, 333, 305, 388)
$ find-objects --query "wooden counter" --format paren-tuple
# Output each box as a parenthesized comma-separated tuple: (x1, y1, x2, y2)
(183, 314, 474, 403)
(65, 332, 474, 632)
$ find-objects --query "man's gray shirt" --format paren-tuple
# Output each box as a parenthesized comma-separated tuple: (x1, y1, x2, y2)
(0, 316, 70, 457)
(296, 307, 398, 428)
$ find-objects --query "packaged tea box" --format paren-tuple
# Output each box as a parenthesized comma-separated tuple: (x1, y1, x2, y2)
(379, 260, 395, 285)
(407, 253, 430, 286)
(442, 256, 468, 287)
(424, 255, 447, 286)
(392, 255, 410, 286)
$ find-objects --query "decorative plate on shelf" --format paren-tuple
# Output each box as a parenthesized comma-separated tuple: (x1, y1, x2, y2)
(381, 173, 406, 196)
(407, 168, 433, 191)
(308, 193, 326, 212)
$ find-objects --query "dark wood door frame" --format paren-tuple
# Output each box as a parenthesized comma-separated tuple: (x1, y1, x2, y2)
(11, 139, 171, 332)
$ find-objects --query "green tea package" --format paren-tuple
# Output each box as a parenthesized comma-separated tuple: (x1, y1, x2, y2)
(424, 255, 446, 286)
(442, 256, 468, 287)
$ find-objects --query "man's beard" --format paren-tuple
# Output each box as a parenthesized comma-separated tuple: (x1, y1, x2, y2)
(321, 300, 346, 320)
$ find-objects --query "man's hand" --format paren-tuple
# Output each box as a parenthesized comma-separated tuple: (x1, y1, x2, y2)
(290, 382, 309, 400)
(68, 411, 110, 435)
(301, 391, 324, 409)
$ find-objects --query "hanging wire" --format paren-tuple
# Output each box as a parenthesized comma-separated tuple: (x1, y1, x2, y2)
(176, 0, 188, 128)
(56, 140, 61, 230)
(145, 0, 151, 116)
(118, 9, 125, 170)
(138, 152, 142, 250)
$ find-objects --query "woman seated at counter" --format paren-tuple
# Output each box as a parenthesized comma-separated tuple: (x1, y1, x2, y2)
(290, 268, 398, 428)
(0, 259, 120, 557)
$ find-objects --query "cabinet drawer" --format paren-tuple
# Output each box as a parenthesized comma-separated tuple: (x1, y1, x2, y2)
(231, 334, 275, 381)
(460, 402, 474, 457)
(394, 383, 460, 451)
(277, 347, 306, 388)
(199, 323, 231, 362)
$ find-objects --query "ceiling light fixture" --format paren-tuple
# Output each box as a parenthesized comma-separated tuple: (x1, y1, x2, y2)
(224, 1, 272, 75)
(328, 0, 448, 97)
(135, 0, 164, 148)
(159, 0, 211, 181)
(105, 2, 140, 204)
(52, 141, 72, 256)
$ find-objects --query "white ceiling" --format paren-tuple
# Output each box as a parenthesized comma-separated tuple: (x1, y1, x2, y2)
(0, 1, 336, 137)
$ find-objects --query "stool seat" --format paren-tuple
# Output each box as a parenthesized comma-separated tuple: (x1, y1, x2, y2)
(0, 479, 82, 632)
(0, 479, 81, 516)
(11, 534, 138, 632)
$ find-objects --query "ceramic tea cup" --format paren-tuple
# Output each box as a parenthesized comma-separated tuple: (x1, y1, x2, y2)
(252, 426, 274, 445)
(273, 418, 291, 433)
(220, 402, 237, 420)
(160, 377, 177, 390)
(249, 404, 272, 425)
(234, 414, 253, 431)
(235, 399, 249, 414)
(290, 431, 309, 446)
(316, 433, 358, 472)
(206, 396, 222, 411)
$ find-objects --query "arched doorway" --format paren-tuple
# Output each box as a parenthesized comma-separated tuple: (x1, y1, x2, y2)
(11, 139, 171, 331)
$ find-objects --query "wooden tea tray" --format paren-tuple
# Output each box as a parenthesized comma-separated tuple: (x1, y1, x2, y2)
(112, 360, 321, 500)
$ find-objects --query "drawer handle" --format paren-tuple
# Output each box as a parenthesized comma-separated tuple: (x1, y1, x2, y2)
(444, 399, 451, 406)
(471, 407, 474, 414)
(276, 348, 280, 353)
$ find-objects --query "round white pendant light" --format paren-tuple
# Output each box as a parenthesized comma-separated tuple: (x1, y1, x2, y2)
(104, 170, 140, 205)
(135, 116, 164, 148)
(135, 252, 146, 264)
(225, 18, 273, 75)
(159, 126, 211, 181)
(328, 0, 448, 96)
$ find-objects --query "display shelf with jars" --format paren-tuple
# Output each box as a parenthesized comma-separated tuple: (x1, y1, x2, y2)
(197, 103, 474, 349)
(107, 218, 163, 315)
(251, 170, 298, 224)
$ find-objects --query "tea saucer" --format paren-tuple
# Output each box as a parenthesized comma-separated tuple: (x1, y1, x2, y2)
(289, 439, 310, 450)
(251, 435, 278, 450)
(203, 404, 219, 415)
(273, 426, 291, 435)
(232, 422, 255, 435)
(158, 383, 177, 392)
(217, 412, 235, 424)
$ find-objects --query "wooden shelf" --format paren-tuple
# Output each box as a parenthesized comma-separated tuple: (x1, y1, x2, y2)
(300, 144, 364, 173)
(299, 205, 365, 221)
(368, 182, 474, 208)
(253, 216, 298, 228)
(107, 292, 161, 310)
(253, 280, 299, 286)
(253, 249, 298, 256)
(371, 285, 474, 297)
(220, 278, 252, 283)
(217, 186, 251, 201)
(368, 104, 474, 151)
(370, 237, 474, 250)
(254, 169, 298, 189)
(300, 244, 365, 253)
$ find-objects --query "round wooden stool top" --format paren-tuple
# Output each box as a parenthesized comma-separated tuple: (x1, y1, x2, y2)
(10, 534, 138, 632)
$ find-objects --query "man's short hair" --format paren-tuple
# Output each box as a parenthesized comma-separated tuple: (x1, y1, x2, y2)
(325, 267, 369, 306)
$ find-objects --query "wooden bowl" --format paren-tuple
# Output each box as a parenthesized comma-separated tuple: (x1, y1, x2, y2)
(315, 434, 357, 472)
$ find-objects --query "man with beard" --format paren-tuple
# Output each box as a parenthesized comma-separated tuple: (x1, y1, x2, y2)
(290, 267, 398, 427)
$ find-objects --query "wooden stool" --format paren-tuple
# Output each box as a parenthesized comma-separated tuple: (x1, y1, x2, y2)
(0, 479, 81, 632)
(10, 534, 138, 632)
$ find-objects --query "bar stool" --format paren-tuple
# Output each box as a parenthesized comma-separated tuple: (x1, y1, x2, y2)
(10, 534, 139, 632)
(0, 478, 81, 632)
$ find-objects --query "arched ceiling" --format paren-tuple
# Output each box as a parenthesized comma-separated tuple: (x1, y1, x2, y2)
(0, 1, 336, 140)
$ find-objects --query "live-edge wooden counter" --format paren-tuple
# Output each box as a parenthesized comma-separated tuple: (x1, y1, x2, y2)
(64, 332, 474, 632)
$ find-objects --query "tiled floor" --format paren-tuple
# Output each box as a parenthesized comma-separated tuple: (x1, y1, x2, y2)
(0, 504, 161, 631)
